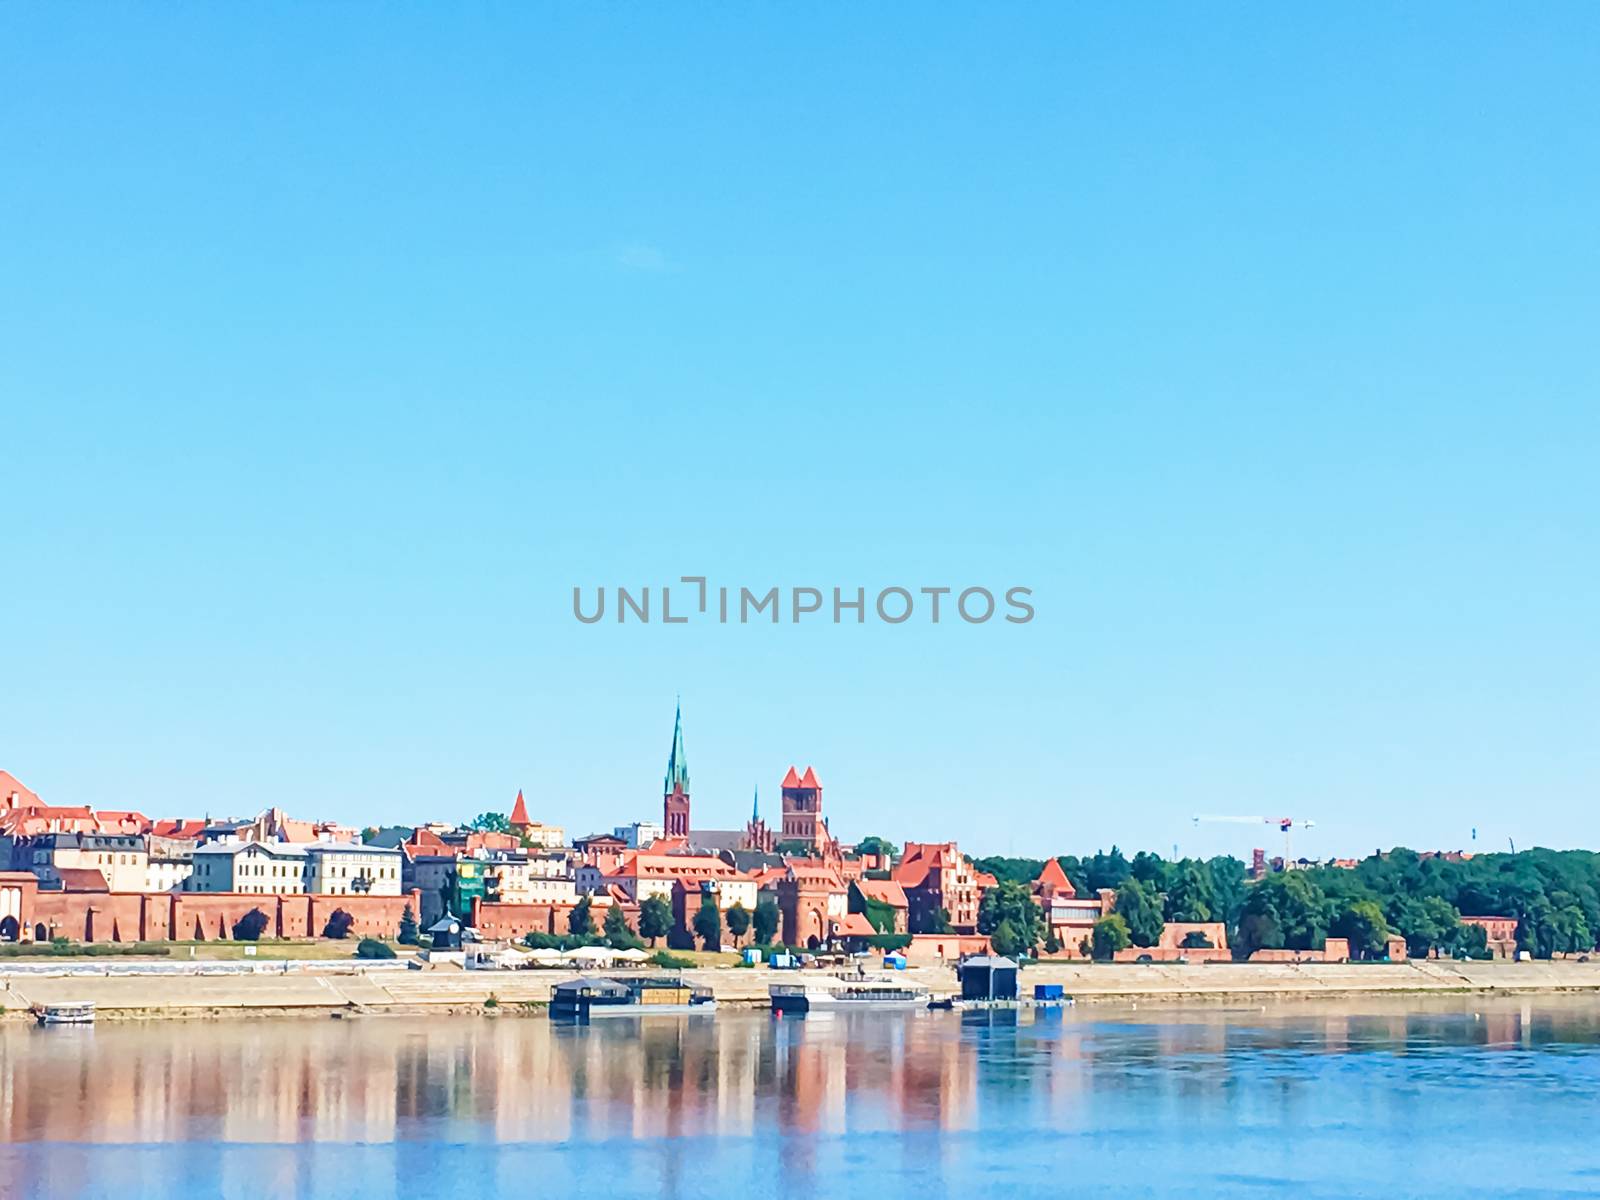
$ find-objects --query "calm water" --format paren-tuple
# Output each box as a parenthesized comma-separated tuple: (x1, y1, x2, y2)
(4, 997, 1600, 1198)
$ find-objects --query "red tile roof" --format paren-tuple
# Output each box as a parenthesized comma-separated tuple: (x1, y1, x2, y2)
(834, 913, 877, 938)
(56, 868, 111, 893)
(1035, 858, 1076, 897)
(854, 879, 909, 908)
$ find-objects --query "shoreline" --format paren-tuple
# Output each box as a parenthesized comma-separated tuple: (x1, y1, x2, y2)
(8, 959, 1600, 1022)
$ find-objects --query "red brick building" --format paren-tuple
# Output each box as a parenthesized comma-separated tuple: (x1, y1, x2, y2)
(893, 842, 991, 934)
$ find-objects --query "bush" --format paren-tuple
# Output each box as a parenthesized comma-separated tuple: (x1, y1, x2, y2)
(356, 938, 396, 959)
(866, 933, 912, 952)
(0, 942, 172, 959)
(322, 909, 355, 939)
(650, 949, 694, 969)
(232, 909, 270, 942)
(1180, 930, 1214, 949)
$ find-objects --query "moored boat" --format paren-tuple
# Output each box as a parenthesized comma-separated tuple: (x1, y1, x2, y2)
(36, 1002, 96, 1026)
(770, 977, 930, 1014)
(551, 976, 716, 1022)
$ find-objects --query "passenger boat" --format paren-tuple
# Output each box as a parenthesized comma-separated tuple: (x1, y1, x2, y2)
(551, 976, 717, 1022)
(36, 1002, 96, 1026)
(769, 977, 931, 1014)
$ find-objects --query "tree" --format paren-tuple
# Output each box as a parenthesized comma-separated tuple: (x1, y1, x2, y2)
(1042, 926, 1062, 954)
(1180, 930, 1214, 949)
(990, 919, 1024, 958)
(753, 897, 780, 945)
(322, 909, 355, 940)
(693, 895, 723, 951)
(1090, 914, 1131, 961)
(1331, 899, 1390, 960)
(232, 908, 269, 941)
(725, 903, 751, 942)
(638, 895, 673, 947)
(977, 881, 1044, 954)
(397, 904, 419, 945)
(604, 903, 643, 950)
(1450, 922, 1490, 960)
(1235, 872, 1329, 958)
(1084, 847, 1133, 893)
(1114, 878, 1165, 948)
(568, 896, 595, 938)
(1551, 902, 1593, 956)
(357, 937, 396, 959)
(1165, 860, 1216, 923)
(971, 856, 1047, 885)
(855, 836, 898, 858)
(1390, 895, 1459, 958)
(466, 812, 511, 834)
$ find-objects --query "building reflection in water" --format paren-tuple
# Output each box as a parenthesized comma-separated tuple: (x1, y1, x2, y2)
(5, 994, 1600, 1197)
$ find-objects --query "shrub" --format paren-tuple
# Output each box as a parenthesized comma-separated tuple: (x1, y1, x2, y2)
(232, 909, 270, 942)
(356, 938, 396, 960)
(322, 909, 355, 939)
(866, 933, 912, 952)
(650, 949, 694, 969)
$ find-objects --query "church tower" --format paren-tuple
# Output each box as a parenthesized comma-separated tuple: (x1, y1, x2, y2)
(742, 784, 774, 854)
(780, 766, 826, 849)
(663, 703, 691, 838)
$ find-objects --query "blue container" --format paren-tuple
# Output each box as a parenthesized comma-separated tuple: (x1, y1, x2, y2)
(883, 954, 907, 970)
(1034, 983, 1065, 1001)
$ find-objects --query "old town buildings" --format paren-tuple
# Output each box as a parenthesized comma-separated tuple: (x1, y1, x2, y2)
(1, 707, 1004, 953)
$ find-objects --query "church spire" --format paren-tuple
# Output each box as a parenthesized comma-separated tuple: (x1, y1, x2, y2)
(752, 785, 760, 822)
(664, 701, 689, 794)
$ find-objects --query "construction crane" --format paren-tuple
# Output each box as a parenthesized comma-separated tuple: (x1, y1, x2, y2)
(1192, 814, 1317, 862)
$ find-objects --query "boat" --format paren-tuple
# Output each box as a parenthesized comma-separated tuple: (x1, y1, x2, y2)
(550, 975, 716, 1022)
(36, 1002, 96, 1026)
(769, 977, 931, 1014)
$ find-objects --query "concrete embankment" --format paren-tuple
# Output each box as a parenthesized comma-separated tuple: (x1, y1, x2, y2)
(7, 959, 1600, 1019)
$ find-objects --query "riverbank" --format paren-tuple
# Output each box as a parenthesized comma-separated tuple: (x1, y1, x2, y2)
(8, 957, 1600, 1020)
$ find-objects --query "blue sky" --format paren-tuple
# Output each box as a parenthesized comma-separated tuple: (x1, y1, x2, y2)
(2, 6, 1597, 859)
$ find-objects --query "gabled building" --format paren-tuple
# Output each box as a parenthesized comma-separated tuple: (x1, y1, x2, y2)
(893, 841, 990, 934)
(1032, 858, 1115, 953)
(508, 790, 565, 848)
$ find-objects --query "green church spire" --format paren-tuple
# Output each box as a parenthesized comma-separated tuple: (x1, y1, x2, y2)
(752, 785, 760, 822)
(664, 701, 690, 794)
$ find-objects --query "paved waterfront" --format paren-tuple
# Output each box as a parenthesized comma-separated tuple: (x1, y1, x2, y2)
(10, 958, 1600, 1017)
(3, 997, 1600, 1197)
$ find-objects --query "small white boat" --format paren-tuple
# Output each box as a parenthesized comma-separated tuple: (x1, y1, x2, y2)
(37, 1002, 96, 1026)
(770, 977, 930, 1014)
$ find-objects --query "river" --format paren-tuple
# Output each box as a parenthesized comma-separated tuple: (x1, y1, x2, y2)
(3, 996, 1598, 1197)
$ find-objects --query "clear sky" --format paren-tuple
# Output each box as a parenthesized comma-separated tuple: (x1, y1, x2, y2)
(3, 6, 1597, 860)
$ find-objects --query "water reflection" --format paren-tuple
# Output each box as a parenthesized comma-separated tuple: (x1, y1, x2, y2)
(4, 997, 1600, 1198)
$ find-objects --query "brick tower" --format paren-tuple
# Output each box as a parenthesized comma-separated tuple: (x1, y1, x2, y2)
(780, 766, 827, 850)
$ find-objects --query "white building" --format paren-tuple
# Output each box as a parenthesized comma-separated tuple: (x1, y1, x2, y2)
(304, 843, 404, 896)
(146, 835, 196, 893)
(189, 840, 402, 896)
(191, 841, 308, 895)
(614, 821, 664, 849)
